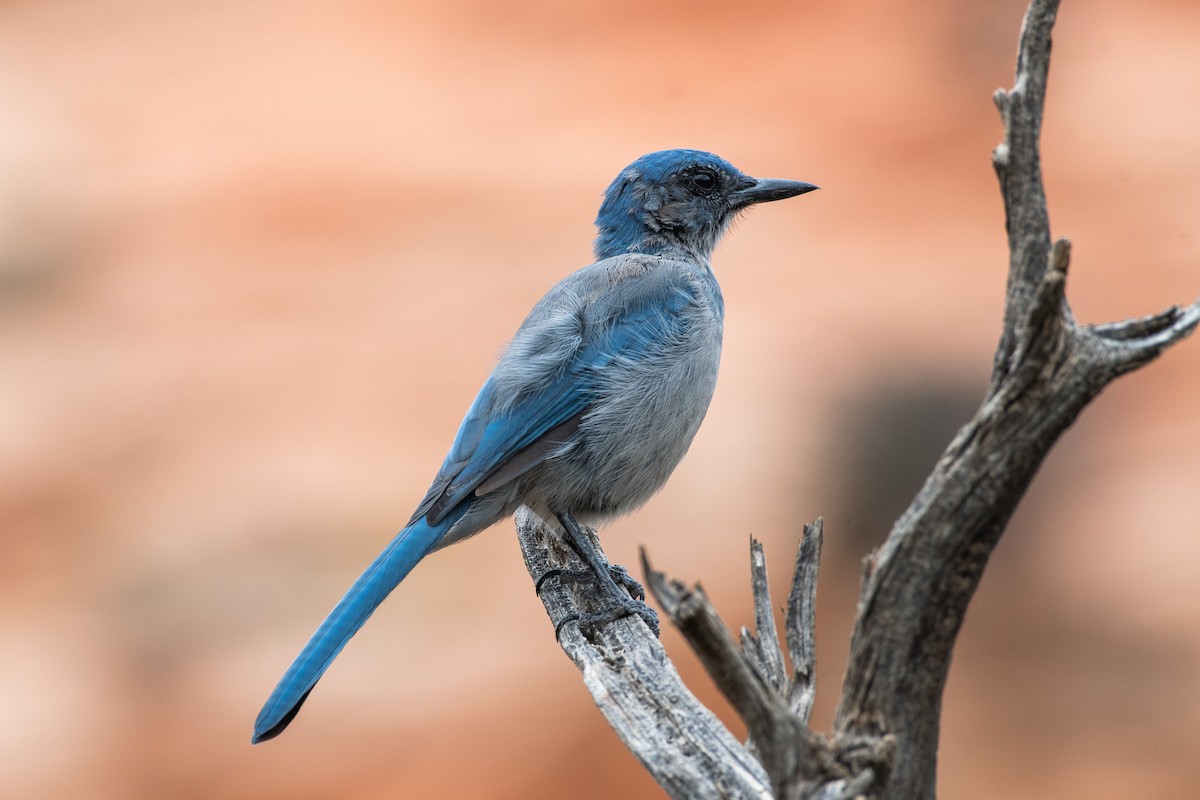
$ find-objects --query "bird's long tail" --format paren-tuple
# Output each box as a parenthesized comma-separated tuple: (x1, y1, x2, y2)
(252, 511, 461, 743)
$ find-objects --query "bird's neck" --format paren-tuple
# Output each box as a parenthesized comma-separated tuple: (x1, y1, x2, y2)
(594, 222, 714, 264)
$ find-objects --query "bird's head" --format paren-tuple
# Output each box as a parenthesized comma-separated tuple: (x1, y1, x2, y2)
(593, 149, 817, 262)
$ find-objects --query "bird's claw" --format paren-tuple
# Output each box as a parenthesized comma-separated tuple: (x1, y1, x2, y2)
(605, 563, 646, 601)
(534, 567, 577, 596)
(553, 597, 660, 641)
(538, 563, 658, 640)
(535, 565, 645, 602)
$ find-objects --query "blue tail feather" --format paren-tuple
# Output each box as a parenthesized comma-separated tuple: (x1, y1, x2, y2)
(252, 511, 460, 743)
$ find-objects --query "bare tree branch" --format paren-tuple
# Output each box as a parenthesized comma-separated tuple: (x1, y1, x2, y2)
(833, 2, 1199, 798)
(741, 538, 789, 701)
(644, 530, 847, 800)
(992, 0, 1059, 377)
(515, 507, 771, 800)
(784, 522, 822, 725)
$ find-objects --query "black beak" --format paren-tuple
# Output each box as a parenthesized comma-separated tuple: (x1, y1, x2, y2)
(730, 177, 820, 209)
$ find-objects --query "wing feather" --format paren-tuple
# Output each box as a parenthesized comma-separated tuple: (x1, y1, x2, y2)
(411, 258, 697, 526)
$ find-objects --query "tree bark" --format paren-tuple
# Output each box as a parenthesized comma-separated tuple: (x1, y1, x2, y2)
(516, 1, 1199, 797)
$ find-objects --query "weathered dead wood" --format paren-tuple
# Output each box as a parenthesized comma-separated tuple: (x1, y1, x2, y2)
(516, 507, 772, 800)
(833, 2, 1199, 796)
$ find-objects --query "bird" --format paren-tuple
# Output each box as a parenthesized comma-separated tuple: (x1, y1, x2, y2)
(252, 149, 817, 743)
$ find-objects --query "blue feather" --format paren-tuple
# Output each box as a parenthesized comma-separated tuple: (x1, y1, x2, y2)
(252, 505, 467, 742)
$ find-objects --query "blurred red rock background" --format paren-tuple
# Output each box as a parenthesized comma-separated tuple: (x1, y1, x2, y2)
(1, 1, 1198, 797)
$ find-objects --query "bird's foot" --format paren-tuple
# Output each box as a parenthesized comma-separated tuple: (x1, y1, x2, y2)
(534, 567, 588, 597)
(535, 565, 658, 640)
(544, 510, 660, 640)
(605, 563, 646, 601)
(534, 565, 645, 601)
(553, 597, 660, 641)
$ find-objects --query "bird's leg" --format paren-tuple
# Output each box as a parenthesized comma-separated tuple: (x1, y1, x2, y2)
(533, 516, 646, 601)
(574, 558, 646, 602)
(551, 510, 659, 637)
(554, 515, 647, 601)
(606, 563, 645, 601)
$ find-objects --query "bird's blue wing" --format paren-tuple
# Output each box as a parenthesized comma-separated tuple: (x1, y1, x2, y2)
(413, 262, 698, 526)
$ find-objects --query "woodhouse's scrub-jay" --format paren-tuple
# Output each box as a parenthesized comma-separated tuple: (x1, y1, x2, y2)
(252, 149, 817, 742)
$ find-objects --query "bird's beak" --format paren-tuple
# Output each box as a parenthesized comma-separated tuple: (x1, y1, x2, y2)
(730, 177, 820, 209)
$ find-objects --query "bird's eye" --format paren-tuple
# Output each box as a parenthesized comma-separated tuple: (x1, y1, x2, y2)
(689, 170, 717, 193)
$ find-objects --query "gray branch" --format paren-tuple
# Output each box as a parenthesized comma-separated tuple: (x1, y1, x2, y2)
(515, 0, 1198, 797)
(516, 507, 772, 800)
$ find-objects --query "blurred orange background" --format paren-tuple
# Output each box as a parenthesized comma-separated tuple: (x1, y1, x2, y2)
(2, 1, 1198, 798)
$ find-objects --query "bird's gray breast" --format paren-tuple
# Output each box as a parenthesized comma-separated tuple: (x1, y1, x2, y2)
(530, 254, 725, 520)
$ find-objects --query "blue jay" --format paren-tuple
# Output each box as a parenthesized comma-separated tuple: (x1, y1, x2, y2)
(252, 149, 817, 743)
